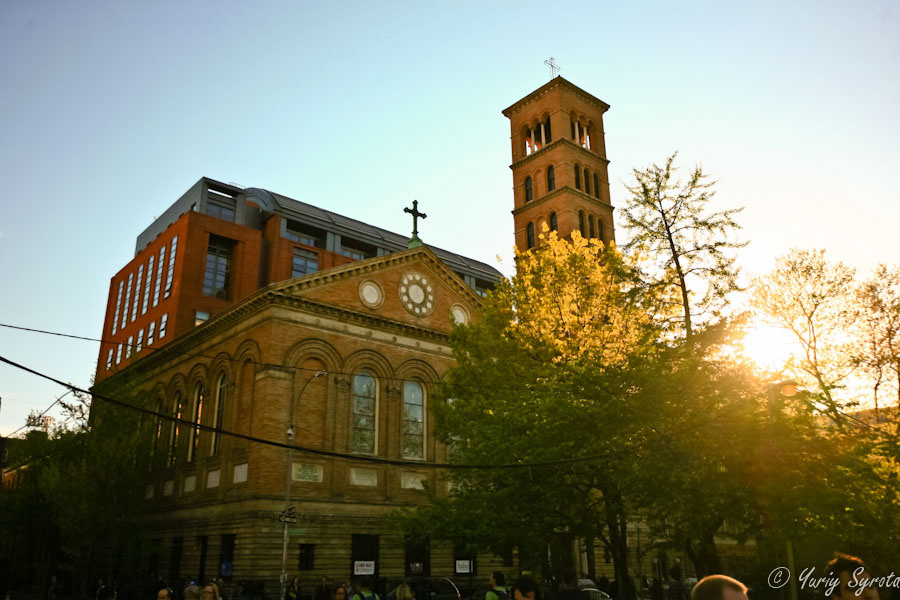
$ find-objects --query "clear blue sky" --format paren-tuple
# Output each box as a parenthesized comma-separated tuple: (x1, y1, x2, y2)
(1, 0, 898, 435)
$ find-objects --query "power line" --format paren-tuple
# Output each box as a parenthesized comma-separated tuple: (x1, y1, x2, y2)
(4, 389, 74, 438)
(0, 321, 537, 391)
(0, 354, 618, 470)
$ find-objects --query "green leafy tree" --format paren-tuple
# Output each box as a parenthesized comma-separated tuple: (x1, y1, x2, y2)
(0, 393, 152, 599)
(622, 153, 746, 340)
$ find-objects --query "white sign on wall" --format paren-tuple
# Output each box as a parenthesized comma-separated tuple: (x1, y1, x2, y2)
(455, 560, 472, 574)
(354, 561, 375, 575)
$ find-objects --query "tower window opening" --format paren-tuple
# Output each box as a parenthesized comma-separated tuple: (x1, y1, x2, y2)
(579, 211, 586, 237)
(596, 218, 604, 242)
(584, 124, 591, 149)
(544, 116, 552, 143)
(594, 173, 600, 198)
(589, 215, 596, 238)
(570, 120, 576, 140)
(574, 166, 581, 190)
(547, 165, 555, 191)
(584, 169, 591, 195)
(524, 176, 533, 202)
(526, 222, 535, 249)
(549, 212, 558, 231)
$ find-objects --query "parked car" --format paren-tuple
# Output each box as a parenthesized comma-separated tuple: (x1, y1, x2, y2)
(581, 588, 612, 600)
(385, 577, 462, 600)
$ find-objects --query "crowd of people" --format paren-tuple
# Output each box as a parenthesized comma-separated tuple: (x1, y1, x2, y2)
(37, 552, 884, 600)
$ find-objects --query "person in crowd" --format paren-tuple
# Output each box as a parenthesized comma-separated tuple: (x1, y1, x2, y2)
(351, 577, 380, 600)
(396, 584, 415, 600)
(511, 575, 541, 600)
(690, 575, 747, 600)
(826, 554, 880, 600)
(286, 577, 301, 600)
(334, 586, 348, 600)
(185, 585, 202, 600)
(158, 586, 174, 600)
(97, 587, 116, 600)
(314, 577, 332, 600)
(487, 572, 509, 600)
(556, 569, 587, 600)
(667, 567, 688, 600)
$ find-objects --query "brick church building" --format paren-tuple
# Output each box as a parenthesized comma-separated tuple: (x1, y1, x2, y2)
(90, 76, 616, 584)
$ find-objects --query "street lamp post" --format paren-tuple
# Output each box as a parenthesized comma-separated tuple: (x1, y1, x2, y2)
(767, 380, 799, 600)
(280, 370, 327, 600)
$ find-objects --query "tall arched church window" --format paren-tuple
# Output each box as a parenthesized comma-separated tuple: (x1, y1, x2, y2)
(589, 215, 596, 238)
(579, 211, 586, 237)
(593, 173, 600, 198)
(402, 382, 425, 460)
(211, 373, 227, 456)
(574, 166, 581, 190)
(547, 166, 555, 191)
(527, 222, 535, 249)
(187, 382, 204, 462)
(596, 219, 604, 242)
(152, 398, 163, 461)
(525, 177, 533, 202)
(168, 391, 182, 466)
(351, 372, 377, 454)
(549, 212, 558, 231)
(544, 117, 552, 143)
(584, 169, 591, 195)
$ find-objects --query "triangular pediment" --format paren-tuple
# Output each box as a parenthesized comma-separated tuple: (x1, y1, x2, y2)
(269, 246, 485, 333)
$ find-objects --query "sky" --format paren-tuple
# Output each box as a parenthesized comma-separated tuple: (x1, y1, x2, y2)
(1, 0, 898, 436)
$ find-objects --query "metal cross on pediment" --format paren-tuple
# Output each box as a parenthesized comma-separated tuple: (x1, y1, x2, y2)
(404, 200, 427, 237)
(544, 57, 560, 78)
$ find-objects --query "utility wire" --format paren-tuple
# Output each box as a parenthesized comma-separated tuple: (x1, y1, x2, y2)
(4, 389, 74, 438)
(0, 354, 619, 470)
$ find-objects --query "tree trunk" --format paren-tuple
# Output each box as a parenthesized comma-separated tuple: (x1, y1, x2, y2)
(603, 486, 636, 600)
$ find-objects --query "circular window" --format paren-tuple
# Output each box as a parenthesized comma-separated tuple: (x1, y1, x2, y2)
(449, 304, 469, 325)
(358, 280, 384, 309)
(399, 273, 435, 317)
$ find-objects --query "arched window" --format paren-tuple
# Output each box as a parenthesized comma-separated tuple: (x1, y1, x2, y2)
(524, 176, 533, 202)
(579, 211, 586, 237)
(402, 382, 425, 460)
(544, 116, 552, 143)
(596, 218, 604, 242)
(593, 173, 600, 198)
(574, 166, 581, 190)
(351, 372, 377, 454)
(549, 212, 558, 231)
(547, 165, 555, 191)
(211, 373, 227, 456)
(584, 169, 591, 195)
(589, 215, 596, 239)
(152, 398, 163, 461)
(168, 391, 182, 466)
(527, 222, 535, 249)
(187, 382, 203, 462)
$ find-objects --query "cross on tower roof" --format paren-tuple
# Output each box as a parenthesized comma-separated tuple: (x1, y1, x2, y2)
(544, 57, 560, 78)
(404, 200, 427, 248)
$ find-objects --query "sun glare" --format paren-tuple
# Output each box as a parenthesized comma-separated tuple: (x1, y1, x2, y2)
(740, 323, 798, 372)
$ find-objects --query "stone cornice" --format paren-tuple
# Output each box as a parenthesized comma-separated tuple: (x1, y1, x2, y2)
(509, 138, 611, 172)
(502, 76, 611, 117)
(511, 186, 616, 216)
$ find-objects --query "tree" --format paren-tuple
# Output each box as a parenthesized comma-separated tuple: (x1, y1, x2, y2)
(855, 264, 900, 410)
(621, 153, 745, 340)
(752, 248, 858, 427)
(0, 392, 152, 599)
(414, 230, 661, 600)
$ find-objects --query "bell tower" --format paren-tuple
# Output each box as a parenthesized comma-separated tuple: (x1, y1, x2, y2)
(502, 76, 615, 252)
